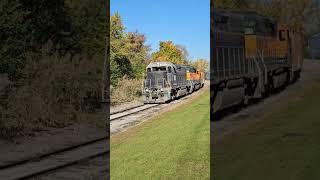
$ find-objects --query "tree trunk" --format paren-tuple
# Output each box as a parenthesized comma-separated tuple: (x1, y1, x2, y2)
(102, 1, 110, 114)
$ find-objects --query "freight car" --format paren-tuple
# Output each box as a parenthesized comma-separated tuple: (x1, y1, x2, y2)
(211, 9, 304, 113)
(143, 62, 204, 103)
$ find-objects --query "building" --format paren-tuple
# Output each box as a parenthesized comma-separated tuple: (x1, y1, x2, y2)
(309, 33, 320, 59)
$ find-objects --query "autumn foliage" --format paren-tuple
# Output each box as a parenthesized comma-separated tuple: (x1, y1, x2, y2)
(151, 41, 188, 65)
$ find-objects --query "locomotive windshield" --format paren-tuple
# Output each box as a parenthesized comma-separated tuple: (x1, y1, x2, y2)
(184, 66, 196, 73)
(153, 66, 166, 71)
(145, 65, 170, 89)
(149, 66, 167, 72)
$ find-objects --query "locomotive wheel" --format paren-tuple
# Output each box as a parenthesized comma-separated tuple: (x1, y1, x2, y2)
(263, 84, 271, 98)
(171, 92, 176, 101)
(285, 71, 291, 86)
(297, 70, 301, 80)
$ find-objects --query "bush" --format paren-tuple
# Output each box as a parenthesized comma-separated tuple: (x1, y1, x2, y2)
(0, 55, 103, 139)
(110, 77, 142, 105)
(0, 0, 106, 139)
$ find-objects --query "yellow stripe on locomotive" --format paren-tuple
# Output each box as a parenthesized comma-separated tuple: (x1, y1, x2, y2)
(245, 23, 289, 60)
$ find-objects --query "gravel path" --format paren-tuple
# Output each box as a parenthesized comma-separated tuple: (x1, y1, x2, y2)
(0, 113, 106, 175)
(110, 100, 143, 115)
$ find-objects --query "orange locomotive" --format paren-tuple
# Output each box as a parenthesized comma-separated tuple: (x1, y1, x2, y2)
(211, 9, 304, 113)
(246, 25, 289, 60)
(185, 65, 205, 93)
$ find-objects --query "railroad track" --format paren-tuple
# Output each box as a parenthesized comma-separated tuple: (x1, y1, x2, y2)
(110, 84, 208, 121)
(110, 92, 203, 121)
(0, 104, 160, 179)
(110, 104, 145, 115)
(110, 104, 161, 121)
(0, 137, 108, 180)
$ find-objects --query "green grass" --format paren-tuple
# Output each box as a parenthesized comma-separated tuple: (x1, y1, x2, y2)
(111, 90, 210, 180)
(214, 87, 320, 180)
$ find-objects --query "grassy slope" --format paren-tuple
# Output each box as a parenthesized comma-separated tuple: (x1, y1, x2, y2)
(214, 87, 320, 180)
(111, 90, 210, 180)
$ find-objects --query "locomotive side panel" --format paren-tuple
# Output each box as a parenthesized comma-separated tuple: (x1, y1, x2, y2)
(211, 9, 250, 113)
(212, 31, 247, 83)
(212, 30, 247, 112)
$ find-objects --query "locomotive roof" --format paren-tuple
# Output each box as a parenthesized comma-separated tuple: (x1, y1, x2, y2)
(147, 62, 194, 73)
(147, 61, 175, 68)
(212, 8, 277, 35)
(212, 8, 275, 22)
(310, 33, 320, 39)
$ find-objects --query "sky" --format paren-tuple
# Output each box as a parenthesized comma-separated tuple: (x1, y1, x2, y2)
(110, 0, 210, 61)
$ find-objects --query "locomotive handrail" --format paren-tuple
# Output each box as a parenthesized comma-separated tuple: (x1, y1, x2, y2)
(258, 50, 268, 85)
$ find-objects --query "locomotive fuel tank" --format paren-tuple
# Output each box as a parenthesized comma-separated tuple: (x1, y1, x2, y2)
(213, 79, 245, 113)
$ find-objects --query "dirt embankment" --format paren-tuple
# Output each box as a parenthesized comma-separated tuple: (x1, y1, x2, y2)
(213, 60, 320, 142)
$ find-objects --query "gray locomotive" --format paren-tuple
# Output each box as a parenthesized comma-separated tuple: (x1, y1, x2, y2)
(142, 62, 188, 103)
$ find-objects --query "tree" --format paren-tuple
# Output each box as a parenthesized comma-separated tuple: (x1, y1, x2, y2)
(151, 41, 187, 65)
(19, 0, 70, 53)
(65, 0, 107, 57)
(110, 13, 149, 85)
(191, 59, 209, 72)
(103, 0, 110, 113)
(110, 13, 132, 85)
(126, 31, 150, 79)
(1, 0, 106, 79)
(213, 0, 249, 10)
(0, 0, 30, 79)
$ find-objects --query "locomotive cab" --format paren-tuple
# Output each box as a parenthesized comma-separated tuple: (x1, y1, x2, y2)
(144, 63, 176, 88)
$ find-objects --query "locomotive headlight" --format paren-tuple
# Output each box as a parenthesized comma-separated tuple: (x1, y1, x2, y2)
(145, 88, 149, 92)
(160, 88, 163, 92)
